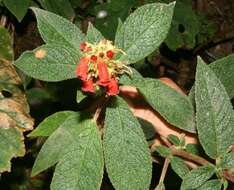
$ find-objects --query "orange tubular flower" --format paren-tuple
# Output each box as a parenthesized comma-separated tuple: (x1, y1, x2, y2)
(76, 57, 89, 81)
(97, 60, 110, 86)
(82, 79, 94, 93)
(107, 78, 119, 96)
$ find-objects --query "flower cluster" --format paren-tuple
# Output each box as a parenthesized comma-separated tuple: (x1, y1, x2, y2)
(76, 39, 130, 96)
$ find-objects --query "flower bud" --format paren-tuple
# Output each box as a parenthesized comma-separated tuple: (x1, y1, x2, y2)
(91, 55, 98, 62)
(106, 50, 114, 59)
(80, 42, 87, 51)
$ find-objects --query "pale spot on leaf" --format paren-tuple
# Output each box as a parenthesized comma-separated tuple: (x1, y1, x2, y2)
(34, 49, 47, 59)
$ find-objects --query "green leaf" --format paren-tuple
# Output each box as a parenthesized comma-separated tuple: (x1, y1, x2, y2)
(104, 97, 152, 190)
(137, 118, 156, 140)
(131, 78, 195, 133)
(38, 0, 75, 20)
(31, 8, 85, 50)
(220, 152, 234, 169)
(28, 111, 75, 137)
(76, 89, 86, 104)
(14, 44, 79, 82)
(119, 67, 143, 84)
(86, 22, 104, 44)
(181, 165, 215, 190)
(0, 128, 25, 172)
(155, 145, 171, 157)
(168, 134, 180, 146)
(116, 18, 123, 36)
(3, 0, 30, 21)
(170, 156, 189, 179)
(164, 0, 200, 50)
(31, 113, 80, 176)
(0, 27, 33, 173)
(0, 26, 13, 60)
(32, 114, 104, 190)
(189, 54, 234, 101)
(50, 119, 103, 190)
(195, 57, 234, 159)
(115, 2, 175, 63)
(185, 144, 201, 155)
(196, 179, 222, 190)
(210, 54, 234, 98)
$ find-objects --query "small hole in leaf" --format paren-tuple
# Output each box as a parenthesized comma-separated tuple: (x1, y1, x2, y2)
(178, 24, 185, 33)
(1, 90, 13, 98)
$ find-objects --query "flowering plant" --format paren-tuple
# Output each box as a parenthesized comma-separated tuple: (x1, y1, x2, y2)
(11, 2, 234, 190)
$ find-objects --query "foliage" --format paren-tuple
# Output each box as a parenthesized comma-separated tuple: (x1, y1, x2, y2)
(0, 27, 33, 172)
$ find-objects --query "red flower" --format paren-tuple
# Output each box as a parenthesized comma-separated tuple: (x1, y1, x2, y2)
(80, 42, 87, 51)
(82, 79, 94, 93)
(76, 57, 89, 81)
(106, 50, 114, 59)
(107, 78, 119, 96)
(97, 61, 110, 86)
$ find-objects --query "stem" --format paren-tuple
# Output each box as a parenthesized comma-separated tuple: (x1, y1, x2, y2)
(93, 105, 102, 123)
(170, 147, 210, 166)
(155, 158, 170, 190)
(193, 32, 234, 55)
(0, 15, 7, 27)
(92, 96, 109, 128)
(169, 147, 234, 183)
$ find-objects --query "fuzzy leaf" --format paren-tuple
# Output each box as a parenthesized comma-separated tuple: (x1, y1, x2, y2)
(131, 78, 195, 133)
(155, 145, 171, 157)
(210, 54, 234, 98)
(195, 57, 234, 159)
(86, 23, 104, 44)
(196, 179, 222, 190)
(32, 113, 104, 190)
(104, 97, 152, 190)
(14, 44, 79, 82)
(181, 165, 215, 190)
(3, 0, 30, 21)
(31, 8, 85, 50)
(31, 113, 79, 176)
(38, 0, 75, 20)
(50, 119, 103, 190)
(168, 134, 180, 146)
(170, 156, 189, 179)
(115, 2, 175, 63)
(189, 54, 234, 100)
(220, 152, 234, 169)
(28, 111, 75, 137)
